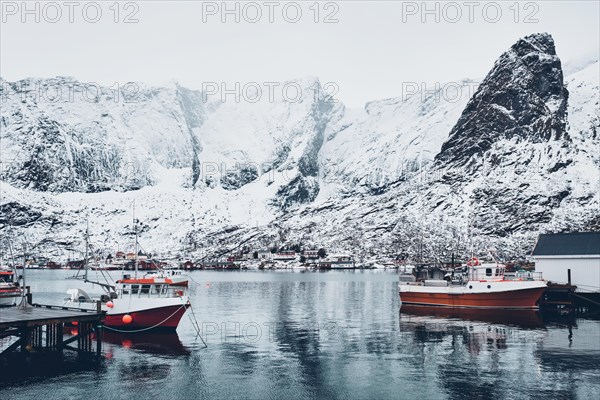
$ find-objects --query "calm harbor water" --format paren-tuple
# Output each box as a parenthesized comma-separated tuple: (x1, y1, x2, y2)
(1, 270, 599, 399)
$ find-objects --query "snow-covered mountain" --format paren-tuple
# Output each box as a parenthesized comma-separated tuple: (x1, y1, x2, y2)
(1, 33, 598, 260)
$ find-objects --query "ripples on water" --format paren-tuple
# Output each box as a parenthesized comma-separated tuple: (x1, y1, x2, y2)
(1, 270, 599, 399)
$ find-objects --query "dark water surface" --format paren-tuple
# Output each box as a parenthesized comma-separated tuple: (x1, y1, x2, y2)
(1, 270, 599, 399)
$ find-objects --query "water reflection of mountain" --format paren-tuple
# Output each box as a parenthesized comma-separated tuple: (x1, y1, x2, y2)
(271, 282, 339, 399)
(399, 305, 550, 399)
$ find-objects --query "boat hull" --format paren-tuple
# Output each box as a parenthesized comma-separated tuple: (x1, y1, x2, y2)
(0, 288, 22, 307)
(66, 294, 190, 331)
(169, 278, 189, 287)
(399, 286, 546, 309)
(104, 303, 190, 331)
(0, 296, 19, 307)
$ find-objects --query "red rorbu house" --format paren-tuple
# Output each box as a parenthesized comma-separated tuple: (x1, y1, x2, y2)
(138, 259, 159, 271)
(182, 260, 195, 270)
(47, 261, 62, 270)
(67, 260, 85, 269)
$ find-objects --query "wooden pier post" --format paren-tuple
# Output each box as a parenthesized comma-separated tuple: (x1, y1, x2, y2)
(26, 286, 32, 305)
(95, 301, 103, 357)
(567, 269, 574, 313)
(57, 323, 64, 355)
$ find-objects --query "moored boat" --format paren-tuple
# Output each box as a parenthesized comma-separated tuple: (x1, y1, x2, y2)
(143, 269, 189, 287)
(0, 267, 22, 307)
(65, 218, 191, 331)
(65, 284, 190, 331)
(398, 258, 547, 309)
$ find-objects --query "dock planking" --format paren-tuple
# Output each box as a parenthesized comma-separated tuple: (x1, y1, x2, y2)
(0, 306, 103, 329)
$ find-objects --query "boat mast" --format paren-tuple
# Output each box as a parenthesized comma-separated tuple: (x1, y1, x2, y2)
(21, 241, 27, 291)
(134, 201, 138, 279)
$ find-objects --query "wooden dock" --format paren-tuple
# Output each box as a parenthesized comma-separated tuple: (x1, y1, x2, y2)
(0, 301, 105, 358)
(540, 269, 600, 315)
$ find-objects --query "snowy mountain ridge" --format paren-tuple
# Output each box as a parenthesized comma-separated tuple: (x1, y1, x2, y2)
(1, 33, 598, 260)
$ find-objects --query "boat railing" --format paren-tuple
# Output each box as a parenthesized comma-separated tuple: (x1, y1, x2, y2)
(118, 284, 185, 299)
(504, 272, 543, 281)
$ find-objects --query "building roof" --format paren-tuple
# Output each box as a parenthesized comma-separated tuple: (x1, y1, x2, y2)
(532, 232, 600, 256)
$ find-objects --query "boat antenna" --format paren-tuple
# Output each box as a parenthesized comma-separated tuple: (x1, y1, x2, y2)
(84, 221, 89, 282)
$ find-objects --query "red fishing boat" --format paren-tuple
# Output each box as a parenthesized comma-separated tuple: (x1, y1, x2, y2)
(398, 258, 547, 309)
(142, 269, 189, 287)
(66, 283, 190, 331)
(65, 216, 192, 331)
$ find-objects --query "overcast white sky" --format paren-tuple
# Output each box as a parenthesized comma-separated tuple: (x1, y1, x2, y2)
(1, 1, 598, 107)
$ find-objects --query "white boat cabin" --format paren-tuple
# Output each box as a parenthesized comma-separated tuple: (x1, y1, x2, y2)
(118, 281, 185, 298)
(468, 264, 506, 282)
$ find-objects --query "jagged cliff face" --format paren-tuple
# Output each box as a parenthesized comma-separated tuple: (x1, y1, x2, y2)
(0, 33, 598, 259)
(426, 33, 596, 236)
(437, 33, 569, 166)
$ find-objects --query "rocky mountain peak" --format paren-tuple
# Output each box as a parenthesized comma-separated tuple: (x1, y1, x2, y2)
(436, 33, 569, 167)
(512, 32, 557, 56)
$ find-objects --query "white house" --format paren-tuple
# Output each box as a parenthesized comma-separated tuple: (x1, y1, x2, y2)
(303, 250, 320, 259)
(256, 250, 272, 260)
(532, 232, 600, 293)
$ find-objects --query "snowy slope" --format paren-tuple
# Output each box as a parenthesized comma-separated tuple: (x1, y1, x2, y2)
(0, 78, 212, 192)
(320, 80, 476, 193)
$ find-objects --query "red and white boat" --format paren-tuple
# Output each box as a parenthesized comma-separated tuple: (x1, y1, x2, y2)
(0, 267, 22, 307)
(65, 282, 190, 331)
(398, 258, 547, 309)
(142, 269, 189, 287)
(65, 220, 191, 331)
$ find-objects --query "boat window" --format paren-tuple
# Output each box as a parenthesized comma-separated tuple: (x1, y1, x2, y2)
(486, 268, 492, 276)
(131, 284, 139, 294)
(141, 284, 150, 294)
